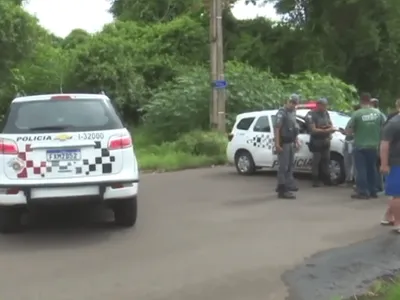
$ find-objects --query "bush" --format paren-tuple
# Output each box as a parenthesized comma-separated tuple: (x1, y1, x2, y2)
(134, 130, 227, 171)
(174, 131, 227, 156)
(143, 61, 285, 141)
(143, 61, 357, 141)
(282, 71, 358, 110)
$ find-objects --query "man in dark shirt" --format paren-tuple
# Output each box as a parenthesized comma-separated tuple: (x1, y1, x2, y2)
(274, 94, 300, 199)
(305, 98, 335, 187)
(380, 106, 400, 232)
(386, 110, 398, 124)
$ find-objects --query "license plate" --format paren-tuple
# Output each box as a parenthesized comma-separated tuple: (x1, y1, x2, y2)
(46, 149, 81, 161)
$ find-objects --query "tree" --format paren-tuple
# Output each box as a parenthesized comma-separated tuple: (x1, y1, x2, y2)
(0, 0, 42, 112)
(62, 29, 91, 50)
(0, 1, 39, 80)
(110, 0, 203, 23)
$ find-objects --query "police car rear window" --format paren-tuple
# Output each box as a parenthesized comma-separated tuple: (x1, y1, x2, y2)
(2, 99, 124, 134)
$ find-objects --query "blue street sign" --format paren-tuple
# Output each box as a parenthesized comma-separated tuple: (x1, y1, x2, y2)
(213, 80, 227, 89)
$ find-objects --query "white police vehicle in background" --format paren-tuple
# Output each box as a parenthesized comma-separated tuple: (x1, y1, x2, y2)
(0, 94, 139, 233)
(226, 102, 350, 184)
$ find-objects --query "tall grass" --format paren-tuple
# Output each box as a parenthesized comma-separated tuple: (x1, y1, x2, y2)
(132, 128, 227, 171)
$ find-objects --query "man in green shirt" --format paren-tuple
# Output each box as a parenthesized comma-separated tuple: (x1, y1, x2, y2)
(346, 93, 384, 199)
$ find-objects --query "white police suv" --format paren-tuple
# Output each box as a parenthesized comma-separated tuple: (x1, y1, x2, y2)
(0, 93, 139, 233)
(226, 103, 350, 184)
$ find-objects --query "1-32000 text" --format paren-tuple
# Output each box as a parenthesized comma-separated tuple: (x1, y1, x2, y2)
(78, 132, 104, 140)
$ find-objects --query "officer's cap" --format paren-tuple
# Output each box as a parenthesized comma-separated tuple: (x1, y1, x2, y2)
(289, 93, 300, 104)
(317, 97, 328, 105)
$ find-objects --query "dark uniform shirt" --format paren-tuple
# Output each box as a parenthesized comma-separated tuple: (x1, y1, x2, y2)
(382, 114, 400, 166)
(274, 107, 299, 143)
(385, 112, 398, 125)
(306, 110, 332, 140)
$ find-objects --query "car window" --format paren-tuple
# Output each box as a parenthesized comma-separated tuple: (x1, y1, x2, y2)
(2, 99, 124, 134)
(253, 116, 271, 132)
(271, 115, 276, 126)
(236, 117, 255, 130)
(296, 119, 308, 133)
(329, 112, 350, 129)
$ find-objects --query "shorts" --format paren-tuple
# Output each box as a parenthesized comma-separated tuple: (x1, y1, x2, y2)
(385, 166, 400, 196)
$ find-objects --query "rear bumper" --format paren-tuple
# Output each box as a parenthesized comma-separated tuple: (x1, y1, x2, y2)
(226, 144, 235, 164)
(0, 180, 139, 206)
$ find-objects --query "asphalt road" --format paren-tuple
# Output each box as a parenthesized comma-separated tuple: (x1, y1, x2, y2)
(0, 167, 395, 300)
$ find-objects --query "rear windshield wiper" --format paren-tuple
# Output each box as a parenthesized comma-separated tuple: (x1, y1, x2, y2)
(28, 125, 75, 131)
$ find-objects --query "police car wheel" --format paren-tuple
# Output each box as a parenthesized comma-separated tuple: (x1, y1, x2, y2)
(0, 207, 23, 234)
(113, 196, 137, 227)
(329, 153, 345, 185)
(235, 150, 256, 175)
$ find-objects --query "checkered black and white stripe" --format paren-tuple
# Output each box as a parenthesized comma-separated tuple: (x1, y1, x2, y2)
(247, 134, 275, 150)
(16, 141, 115, 178)
(80, 141, 115, 175)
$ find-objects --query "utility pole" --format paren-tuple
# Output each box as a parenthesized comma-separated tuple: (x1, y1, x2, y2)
(209, 0, 226, 132)
(209, 0, 218, 130)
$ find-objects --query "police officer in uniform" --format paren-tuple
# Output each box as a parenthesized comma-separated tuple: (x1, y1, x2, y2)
(274, 94, 300, 199)
(305, 98, 335, 187)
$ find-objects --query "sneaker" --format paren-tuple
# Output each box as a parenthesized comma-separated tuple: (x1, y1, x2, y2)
(380, 220, 394, 226)
(345, 181, 353, 187)
(351, 193, 369, 199)
(288, 186, 299, 192)
(392, 226, 400, 233)
(278, 192, 296, 199)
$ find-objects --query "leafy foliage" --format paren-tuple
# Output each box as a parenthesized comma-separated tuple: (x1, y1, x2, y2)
(0, 0, 396, 141)
(143, 62, 355, 140)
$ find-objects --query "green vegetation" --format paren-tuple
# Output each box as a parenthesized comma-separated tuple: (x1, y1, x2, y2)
(332, 277, 400, 299)
(2, 0, 400, 170)
(134, 130, 227, 171)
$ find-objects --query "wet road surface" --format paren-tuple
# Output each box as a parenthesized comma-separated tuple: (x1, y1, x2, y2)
(0, 167, 395, 300)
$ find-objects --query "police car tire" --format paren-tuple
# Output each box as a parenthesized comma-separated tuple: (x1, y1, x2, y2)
(113, 196, 137, 227)
(329, 153, 345, 185)
(0, 207, 22, 234)
(234, 150, 256, 175)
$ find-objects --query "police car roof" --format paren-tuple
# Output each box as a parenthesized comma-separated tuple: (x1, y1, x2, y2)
(12, 93, 109, 103)
(236, 109, 312, 119)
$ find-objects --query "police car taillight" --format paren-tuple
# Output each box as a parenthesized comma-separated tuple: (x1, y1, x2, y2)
(51, 95, 71, 100)
(296, 101, 317, 109)
(108, 135, 132, 150)
(0, 139, 18, 154)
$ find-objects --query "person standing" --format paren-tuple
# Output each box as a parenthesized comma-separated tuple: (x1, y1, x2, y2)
(346, 93, 384, 199)
(386, 109, 398, 124)
(274, 94, 300, 199)
(305, 98, 335, 187)
(380, 99, 400, 226)
(342, 104, 360, 185)
(371, 98, 386, 193)
(371, 98, 387, 122)
(380, 101, 400, 232)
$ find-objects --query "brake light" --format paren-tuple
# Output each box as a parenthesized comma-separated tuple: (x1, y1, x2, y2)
(51, 95, 71, 100)
(0, 139, 18, 154)
(108, 135, 132, 150)
(6, 188, 19, 195)
(228, 133, 234, 141)
(296, 102, 317, 109)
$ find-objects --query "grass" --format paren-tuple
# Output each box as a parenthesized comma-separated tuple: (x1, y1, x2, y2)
(333, 277, 400, 300)
(133, 129, 227, 172)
